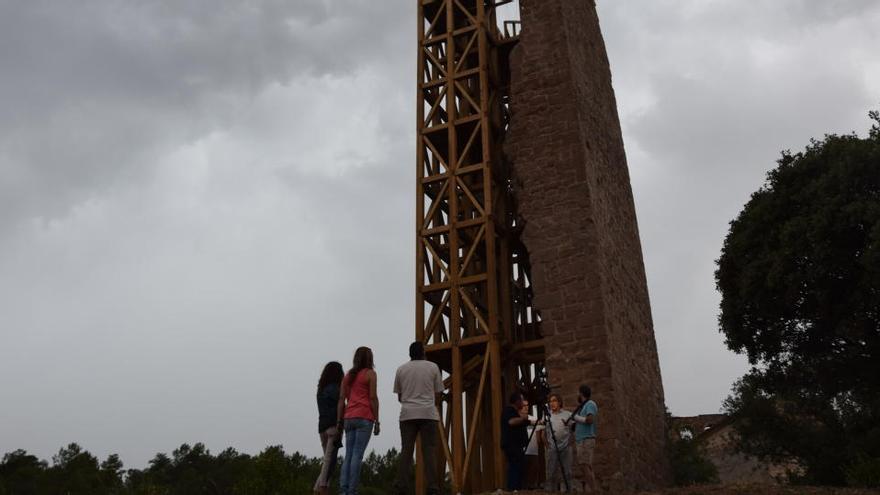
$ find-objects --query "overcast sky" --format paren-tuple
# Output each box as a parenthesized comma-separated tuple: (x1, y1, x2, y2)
(1, 0, 878, 469)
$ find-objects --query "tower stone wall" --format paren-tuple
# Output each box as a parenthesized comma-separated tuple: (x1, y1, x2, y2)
(505, 1, 671, 490)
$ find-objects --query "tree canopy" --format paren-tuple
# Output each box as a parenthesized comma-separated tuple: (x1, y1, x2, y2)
(716, 111, 880, 485)
(0, 443, 402, 495)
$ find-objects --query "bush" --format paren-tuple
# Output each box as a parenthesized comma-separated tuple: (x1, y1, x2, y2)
(670, 437, 719, 486)
(845, 457, 880, 488)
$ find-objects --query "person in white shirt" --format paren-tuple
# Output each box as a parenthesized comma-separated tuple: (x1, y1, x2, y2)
(392, 342, 444, 495)
(541, 394, 574, 492)
(525, 422, 543, 489)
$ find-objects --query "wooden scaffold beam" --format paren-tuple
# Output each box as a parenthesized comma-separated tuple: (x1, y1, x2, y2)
(415, 1, 544, 492)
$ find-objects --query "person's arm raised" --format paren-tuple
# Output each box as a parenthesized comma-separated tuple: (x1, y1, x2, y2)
(508, 407, 530, 426)
(573, 403, 594, 424)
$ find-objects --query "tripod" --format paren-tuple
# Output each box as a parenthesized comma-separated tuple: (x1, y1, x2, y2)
(523, 401, 571, 492)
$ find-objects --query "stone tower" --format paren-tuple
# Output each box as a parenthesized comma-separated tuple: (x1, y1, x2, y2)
(505, 1, 671, 490)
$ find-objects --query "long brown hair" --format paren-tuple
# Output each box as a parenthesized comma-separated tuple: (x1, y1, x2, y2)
(317, 361, 344, 393)
(346, 346, 374, 384)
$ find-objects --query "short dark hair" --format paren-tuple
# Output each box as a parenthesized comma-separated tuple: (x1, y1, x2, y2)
(508, 391, 524, 405)
(409, 341, 425, 360)
(579, 384, 592, 399)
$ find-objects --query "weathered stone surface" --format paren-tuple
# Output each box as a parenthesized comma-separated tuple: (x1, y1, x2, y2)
(505, 0, 671, 490)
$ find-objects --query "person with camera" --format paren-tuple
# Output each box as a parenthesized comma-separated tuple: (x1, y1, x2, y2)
(500, 391, 532, 490)
(542, 393, 573, 492)
(391, 341, 443, 495)
(314, 361, 344, 495)
(572, 384, 598, 492)
(337, 347, 380, 495)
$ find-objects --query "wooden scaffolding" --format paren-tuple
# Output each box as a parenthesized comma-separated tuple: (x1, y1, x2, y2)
(416, 0, 545, 492)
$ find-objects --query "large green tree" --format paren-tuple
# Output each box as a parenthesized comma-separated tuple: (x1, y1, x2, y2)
(716, 112, 880, 485)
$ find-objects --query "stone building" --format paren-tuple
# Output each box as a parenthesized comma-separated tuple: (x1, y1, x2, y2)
(672, 415, 801, 484)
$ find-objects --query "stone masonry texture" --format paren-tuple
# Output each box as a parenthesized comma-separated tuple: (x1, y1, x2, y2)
(505, 0, 672, 491)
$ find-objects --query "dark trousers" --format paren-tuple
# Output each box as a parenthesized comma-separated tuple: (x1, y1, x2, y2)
(503, 446, 526, 490)
(395, 419, 439, 495)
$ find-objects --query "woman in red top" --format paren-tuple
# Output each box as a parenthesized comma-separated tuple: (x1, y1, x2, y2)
(336, 346, 379, 495)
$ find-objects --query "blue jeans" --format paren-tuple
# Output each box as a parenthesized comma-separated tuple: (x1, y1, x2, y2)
(340, 418, 373, 495)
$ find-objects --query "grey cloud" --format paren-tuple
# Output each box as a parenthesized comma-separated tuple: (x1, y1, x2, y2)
(0, 0, 412, 231)
(0, 45, 415, 463)
(598, 0, 880, 413)
(772, 0, 880, 25)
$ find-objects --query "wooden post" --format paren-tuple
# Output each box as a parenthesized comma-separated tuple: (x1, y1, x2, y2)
(416, 1, 543, 492)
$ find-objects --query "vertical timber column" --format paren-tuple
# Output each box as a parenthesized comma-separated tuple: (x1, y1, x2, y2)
(476, 0, 505, 491)
(416, 0, 541, 492)
(416, 0, 484, 491)
(444, 0, 465, 488)
(506, 0, 672, 491)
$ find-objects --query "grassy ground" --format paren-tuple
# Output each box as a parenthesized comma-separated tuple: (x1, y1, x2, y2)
(495, 485, 879, 495)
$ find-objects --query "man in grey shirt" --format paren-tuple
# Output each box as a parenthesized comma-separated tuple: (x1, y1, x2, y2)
(393, 341, 443, 495)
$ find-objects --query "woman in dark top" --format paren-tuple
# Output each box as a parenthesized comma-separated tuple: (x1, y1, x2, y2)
(500, 391, 531, 490)
(314, 361, 344, 495)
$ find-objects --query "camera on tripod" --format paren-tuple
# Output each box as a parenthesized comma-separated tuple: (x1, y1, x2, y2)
(522, 368, 573, 492)
(525, 368, 553, 407)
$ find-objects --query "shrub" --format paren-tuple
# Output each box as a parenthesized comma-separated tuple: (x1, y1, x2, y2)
(670, 437, 719, 486)
(845, 456, 880, 488)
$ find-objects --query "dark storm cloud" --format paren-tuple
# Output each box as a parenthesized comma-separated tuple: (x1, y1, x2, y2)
(0, 0, 411, 231)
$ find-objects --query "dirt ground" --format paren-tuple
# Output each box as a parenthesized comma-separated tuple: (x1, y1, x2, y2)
(495, 485, 880, 495)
